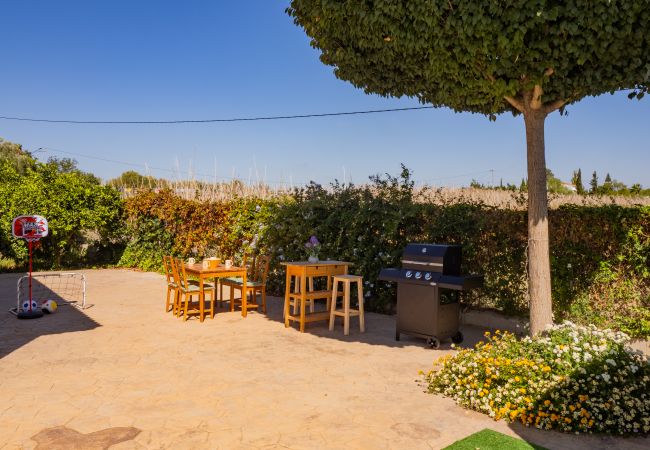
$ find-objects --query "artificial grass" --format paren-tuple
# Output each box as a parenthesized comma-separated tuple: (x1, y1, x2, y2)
(442, 429, 548, 450)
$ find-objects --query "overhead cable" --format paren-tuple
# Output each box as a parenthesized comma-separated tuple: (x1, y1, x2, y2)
(0, 106, 435, 125)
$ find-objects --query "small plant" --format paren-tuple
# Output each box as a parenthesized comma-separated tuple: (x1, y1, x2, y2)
(0, 255, 17, 271)
(423, 322, 650, 435)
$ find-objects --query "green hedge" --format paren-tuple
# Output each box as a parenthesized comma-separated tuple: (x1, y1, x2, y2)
(119, 169, 650, 338)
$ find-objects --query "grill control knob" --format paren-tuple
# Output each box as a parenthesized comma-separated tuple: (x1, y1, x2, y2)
(424, 272, 432, 281)
(415, 272, 422, 279)
(405, 270, 413, 278)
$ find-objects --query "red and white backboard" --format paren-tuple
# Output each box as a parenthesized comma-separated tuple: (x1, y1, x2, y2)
(12, 215, 49, 241)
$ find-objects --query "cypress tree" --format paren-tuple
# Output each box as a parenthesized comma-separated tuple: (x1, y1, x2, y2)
(590, 171, 599, 194)
(572, 169, 585, 195)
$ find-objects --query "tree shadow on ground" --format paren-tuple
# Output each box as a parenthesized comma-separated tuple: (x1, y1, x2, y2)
(0, 272, 100, 359)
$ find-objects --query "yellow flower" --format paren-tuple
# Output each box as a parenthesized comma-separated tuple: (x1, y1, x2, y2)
(564, 418, 572, 424)
(514, 376, 521, 382)
(519, 388, 526, 394)
(569, 405, 576, 412)
(542, 366, 551, 372)
(544, 400, 551, 407)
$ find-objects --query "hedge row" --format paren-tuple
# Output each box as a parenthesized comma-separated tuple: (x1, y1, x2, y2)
(118, 169, 650, 338)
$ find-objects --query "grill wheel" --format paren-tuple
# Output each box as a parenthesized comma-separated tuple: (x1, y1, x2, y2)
(426, 337, 440, 349)
(451, 331, 464, 344)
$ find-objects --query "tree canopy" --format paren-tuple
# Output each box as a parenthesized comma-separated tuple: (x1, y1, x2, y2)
(288, 0, 649, 335)
(288, 0, 649, 116)
(0, 137, 36, 174)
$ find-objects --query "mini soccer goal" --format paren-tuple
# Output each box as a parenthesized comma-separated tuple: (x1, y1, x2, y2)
(10, 272, 87, 315)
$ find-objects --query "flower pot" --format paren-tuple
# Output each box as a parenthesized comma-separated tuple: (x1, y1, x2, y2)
(308, 255, 319, 263)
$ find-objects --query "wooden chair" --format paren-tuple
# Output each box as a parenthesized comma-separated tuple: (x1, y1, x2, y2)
(163, 255, 178, 313)
(223, 255, 270, 314)
(219, 253, 248, 309)
(174, 257, 215, 321)
(329, 274, 365, 335)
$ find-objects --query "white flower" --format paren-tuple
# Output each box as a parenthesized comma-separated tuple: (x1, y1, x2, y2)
(601, 373, 611, 383)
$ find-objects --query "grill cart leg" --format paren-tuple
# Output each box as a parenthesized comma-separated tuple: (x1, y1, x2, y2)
(395, 330, 400, 341)
(451, 331, 464, 344)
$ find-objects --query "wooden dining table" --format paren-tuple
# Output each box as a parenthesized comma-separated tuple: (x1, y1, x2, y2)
(281, 260, 350, 332)
(183, 263, 248, 320)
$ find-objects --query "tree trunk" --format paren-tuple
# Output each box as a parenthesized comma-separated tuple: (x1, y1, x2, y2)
(523, 109, 553, 336)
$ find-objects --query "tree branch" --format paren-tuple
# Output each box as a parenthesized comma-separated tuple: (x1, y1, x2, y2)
(544, 99, 567, 114)
(504, 95, 524, 113)
(531, 84, 543, 110)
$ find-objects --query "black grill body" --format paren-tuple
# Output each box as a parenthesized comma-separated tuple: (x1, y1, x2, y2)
(378, 243, 483, 347)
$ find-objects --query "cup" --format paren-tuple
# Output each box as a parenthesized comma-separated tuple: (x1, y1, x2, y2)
(188, 257, 196, 265)
(225, 259, 233, 269)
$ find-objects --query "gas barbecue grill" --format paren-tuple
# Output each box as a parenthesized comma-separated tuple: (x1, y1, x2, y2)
(378, 243, 483, 349)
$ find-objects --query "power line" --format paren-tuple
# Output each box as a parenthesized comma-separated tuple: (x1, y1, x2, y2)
(0, 106, 435, 125)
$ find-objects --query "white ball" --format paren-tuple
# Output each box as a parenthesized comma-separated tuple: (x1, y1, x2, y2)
(41, 300, 58, 313)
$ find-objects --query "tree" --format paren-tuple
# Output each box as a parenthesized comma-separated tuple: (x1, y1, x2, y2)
(601, 173, 614, 194)
(107, 170, 157, 189)
(287, 1, 649, 335)
(572, 169, 585, 195)
(546, 169, 571, 194)
(590, 171, 599, 194)
(0, 137, 36, 174)
(519, 178, 528, 192)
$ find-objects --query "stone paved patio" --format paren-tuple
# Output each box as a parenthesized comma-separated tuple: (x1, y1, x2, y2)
(0, 269, 647, 449)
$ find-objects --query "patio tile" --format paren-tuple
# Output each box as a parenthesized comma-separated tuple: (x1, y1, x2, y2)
(1, 269, 648, 450)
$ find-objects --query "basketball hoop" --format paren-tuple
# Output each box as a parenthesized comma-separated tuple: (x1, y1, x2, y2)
(11, 215, 49, 319)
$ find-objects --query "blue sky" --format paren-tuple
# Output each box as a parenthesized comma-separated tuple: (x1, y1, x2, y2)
(1, 0, 648, 187)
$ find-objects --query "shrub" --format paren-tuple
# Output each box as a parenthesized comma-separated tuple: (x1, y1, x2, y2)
(0, 158, 124, 269)
(423, 323, 650, 435)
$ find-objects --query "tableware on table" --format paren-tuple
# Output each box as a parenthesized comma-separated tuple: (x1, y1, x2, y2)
(188, 257, 196, 265)
(225, 259, 233, 269)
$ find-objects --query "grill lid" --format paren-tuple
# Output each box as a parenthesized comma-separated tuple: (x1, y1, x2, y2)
(400, 243, 461, 275)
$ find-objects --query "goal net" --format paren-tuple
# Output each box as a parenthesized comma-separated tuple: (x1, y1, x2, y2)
(12, 272, 87, 313)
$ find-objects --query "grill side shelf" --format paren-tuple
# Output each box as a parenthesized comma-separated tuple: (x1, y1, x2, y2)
(437, 274, 484, 290)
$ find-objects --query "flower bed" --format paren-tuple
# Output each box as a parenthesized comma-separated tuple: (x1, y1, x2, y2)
(423, 322, 650, 434)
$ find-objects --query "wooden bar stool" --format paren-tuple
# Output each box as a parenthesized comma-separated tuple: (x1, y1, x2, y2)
(329, 275, 365, 336)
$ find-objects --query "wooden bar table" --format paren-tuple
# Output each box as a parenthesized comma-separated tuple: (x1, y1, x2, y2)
(184, 263, 248, 321)
(281, 261, 350, 332)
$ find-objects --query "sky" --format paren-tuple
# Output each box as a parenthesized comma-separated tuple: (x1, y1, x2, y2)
(1, 0, 649, 188)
